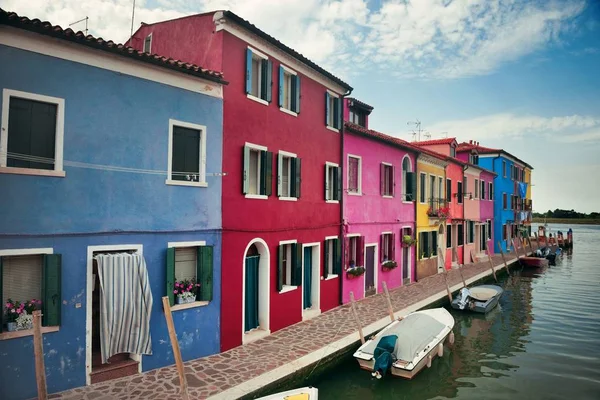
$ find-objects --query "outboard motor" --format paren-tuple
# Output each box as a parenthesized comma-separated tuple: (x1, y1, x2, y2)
(372, 335, 398, 379)
(456, 287, 472, 310)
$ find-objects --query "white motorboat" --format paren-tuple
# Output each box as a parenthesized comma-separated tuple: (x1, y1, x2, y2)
(255, 386, 318, 400)
(353, 308, 455, 379)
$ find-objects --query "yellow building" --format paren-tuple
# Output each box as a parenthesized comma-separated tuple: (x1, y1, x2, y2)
(415, 152, 448, 280)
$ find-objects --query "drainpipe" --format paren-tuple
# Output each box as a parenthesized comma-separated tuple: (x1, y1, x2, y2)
(339, 87, 352, 305)
(462, 164, 467, 263)
(491, 155, 501, 251)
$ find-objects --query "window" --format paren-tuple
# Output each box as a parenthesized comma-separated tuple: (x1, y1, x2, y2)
(419, 231, 438, 259)
(502, 161, 506, 177)
(502, 224, 507, 241)
(402, 156, 415, 201)
(419, 173, 427, 203)
(325, 92, 342, 130)
(489, 182, 493, 200)
(432, 232, 438, 256)
(450, 146, 456, 158)
(447, 225, 452, 248)
(469, 154, 479, 165)
(446, 178, 452, 202)
(503, 193, 507, 209)
(487, 220, 492, 239)
(277, 242, 301, 291)
(380, 233, 395, 262)
(510, 165, 514, 181)
(166, 244, 213, 306)
(323, 238, 341, 278)
(243, 144, 273, 197)
(278, 66, 300, 114)
(143, 33, 152, 53)
(468, 221, 475, 244)
(325, 163, 341, 201)
(349, 109, 366, 127)
(510, 195, 514, 210)
(0, 250, 61, 332)
(168, 120, 207, 186)
(348, 155, 361, 194)
(438, 177, 443, 204)
(245, 48, 272, 103)
(481, 180, 486, 200)
(277, 151, 301, 199)
(429, 175, 436, 205)
(381, 163, 394, 197)
(457, 181, 463, 204)
(474, 179, 479, 199)
(1, 89, 65, 175)
(347, 236, 364, 268)
(457, 224, 464, 246)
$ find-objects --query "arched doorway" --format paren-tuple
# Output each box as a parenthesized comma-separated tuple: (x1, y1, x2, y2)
(242, 239, 270, 344)
(402, 156, 412, 201)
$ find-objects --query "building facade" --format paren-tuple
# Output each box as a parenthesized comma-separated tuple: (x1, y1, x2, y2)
(0, 11, 225, 399)
(128, 11, 353, 351)
(342, 102, 418, 302)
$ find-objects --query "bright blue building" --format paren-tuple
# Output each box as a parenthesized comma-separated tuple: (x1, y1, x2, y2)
(458, 142, 532, 253)
(0, 11, 226, 399)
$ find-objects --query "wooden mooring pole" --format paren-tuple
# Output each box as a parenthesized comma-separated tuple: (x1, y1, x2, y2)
(349, 292, 365, 344)
(485, 242, 498, 282)
(33, 310, 48, 400)
(452, 247, 467, 288)
(382, 281, 395, 322)
(439, 248, 453, 302)
(497, 241, 511, 276)
(162, 297, 190, 400)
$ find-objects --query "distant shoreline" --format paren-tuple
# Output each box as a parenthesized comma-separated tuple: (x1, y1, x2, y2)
(532, 218, 600, 225)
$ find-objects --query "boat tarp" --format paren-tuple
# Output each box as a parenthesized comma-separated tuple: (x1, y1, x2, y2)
(373, 335, 398, 376)
(361, 313, 446, 361)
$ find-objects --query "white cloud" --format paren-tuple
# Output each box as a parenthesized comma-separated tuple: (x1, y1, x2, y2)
(427, 113, 600, 143)
(0, 0, 588, 80)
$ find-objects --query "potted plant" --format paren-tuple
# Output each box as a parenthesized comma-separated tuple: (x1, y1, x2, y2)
(346, 265, 365, 278)
(174, 279, 201, 304)
(402, 235, 416, 247)
(382, 260, 398, 271)
(4, 299, 20, 332)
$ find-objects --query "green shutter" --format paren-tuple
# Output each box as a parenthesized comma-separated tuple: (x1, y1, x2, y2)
(0, 257, 3, 333)
(42, 254, 61, 326)
(166, 247, 175, 306)
(324, 164, 329, 200)
(264, 151, 273, 196)
(260, 150, 268, 195)
(294, 158, 302, 198)
(432, 232, 438, 256)
(336, 166, 342, 201)
(263, 60, 272, 102)
(245, 49, 252, 94)
(325, 92, 330, 126)
(334, 238, 342, 274)
(292, 243, 303, 286)
(242, 146, 250, 194)
(278, 65, 284, 107)
(323, 240, 329, 279)
(405, 171, 414, 200)
(277, 245, 284, 292)
(293, 75, 301, 113)
(333, 97, 340, 129)
(198, 246, 213, 302)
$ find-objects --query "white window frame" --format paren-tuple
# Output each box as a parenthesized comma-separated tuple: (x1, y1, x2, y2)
(474, 178, 479, 199)
(1, 89, 65, 178)
(347, 154, 362, 196)
(167, 240, 210, 311)
(143, 33, 152, 53)
(247, 46, 269, 106)
(278, 239, 298, 293)
(279, 65, 298, 117)
(419, 172, 427, 204)
(324, 235, 338, 279)
(347, 234, 361, 267)
(166, 119, 207, 187)
(325, 161, 339, 203)
(326, 89, 339, 132)
(278, 150, 297, 201)
(401, 155, 413, 203)
(245, 142, 268, 199)
(381, 162, 394, 198)
(381, 231, 393, 262)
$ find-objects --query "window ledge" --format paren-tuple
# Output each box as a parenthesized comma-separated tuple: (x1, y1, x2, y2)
(243, 328, 271, 344)
(247, 94, 269, 106)
(347, 192, 362, 196)
(166, 179, 207, 187)
(326, 126, 340, 133)
(245, 194, 268, 200)
(382, 195, 394, 199)
(0, 326, 59, 341)
(279, 196, 298, 202)
(402, 201, 414, 204)
(0, 167, 65, 178)
(323, 274, 338, 281)
(325, 199, 339, 204)
(279, 107, 298, 117)
(171, 301, 209, 312)
(279, 285, 298, 294)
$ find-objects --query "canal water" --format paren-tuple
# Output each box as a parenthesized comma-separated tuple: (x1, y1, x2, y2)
(308, 224, 600, 400)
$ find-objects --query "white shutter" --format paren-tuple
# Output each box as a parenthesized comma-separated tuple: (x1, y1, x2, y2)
(2, 255, 43, 305)
(174, 247, 197, 282)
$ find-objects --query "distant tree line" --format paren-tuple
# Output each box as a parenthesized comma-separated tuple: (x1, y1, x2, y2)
(533, 209, 600, 219)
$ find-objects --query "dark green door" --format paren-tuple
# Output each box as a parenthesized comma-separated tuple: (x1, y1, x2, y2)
(303, 247, 312, 309)
(245, 255, 260, 332)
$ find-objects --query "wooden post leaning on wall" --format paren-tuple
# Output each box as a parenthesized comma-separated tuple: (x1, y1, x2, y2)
(33, 310, 48, 400)
(162, 297, 190, 400)
(349, 292, 365, 344)
(438, 248, 453, 302)
(452, 247, 467, 288)
(485, 242, 498, 282)
(497, 241, 511, 276)
(382, 281, 395, 322)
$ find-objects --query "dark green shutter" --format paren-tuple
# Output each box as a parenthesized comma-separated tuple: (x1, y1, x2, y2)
(166, 247, 175, 306)
(294, 158, 301, 198)
(278, 66, 284, 107)
(242, 146, 250, 194)
(432, 232, 438, 256)
(264, 151, 273, 196)
(263, 60, 272, 102)
(337, 97, 343, 129)
(334, 238, 341, 274)
(325, 92, 330, 126)
(323, 240, 329, 279)
(292, 243, 302, 286)
(198, 246, 213, 302)
(333, 97, 340, 129)
(293, 75, 301, 113)
(277, 245, 284, 292)
(42, 254, 61, 326)
(336, 167, 342, 201)
(0, 257, 3, 333)
(405, 171, 415, 200)
(446, 179, 452, 202)
(245, 48, 252, 94)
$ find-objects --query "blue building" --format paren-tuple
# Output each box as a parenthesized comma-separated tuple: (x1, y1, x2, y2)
(0, 10, 226, 399)
(458, 142, 532, 253)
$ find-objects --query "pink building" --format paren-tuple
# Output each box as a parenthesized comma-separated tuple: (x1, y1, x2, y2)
(342, 99, 418, 303)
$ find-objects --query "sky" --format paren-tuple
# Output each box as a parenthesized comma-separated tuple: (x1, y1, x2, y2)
(1, 0, 599, 213)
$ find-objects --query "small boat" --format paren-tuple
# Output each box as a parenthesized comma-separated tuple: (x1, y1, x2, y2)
(520, 256, 549, 268)
(534, 247, 561, 265)
(255, 387, 318, 400)
(451, 285, 503, 314)
(353, 308, 454, 380)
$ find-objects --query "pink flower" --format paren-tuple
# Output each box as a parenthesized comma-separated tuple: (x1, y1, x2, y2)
(6, 303, 12, 309)
(173, 290, 178, 294)
(175, 282, 179, 287)
(196, 284, 201, 287)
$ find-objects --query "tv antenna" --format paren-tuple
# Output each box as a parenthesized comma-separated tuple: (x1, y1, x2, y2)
(441, 131, 448, 138)
(407, 119, 423, 142)
(423, 130, 432, 140)
(69, 16, 89, 35)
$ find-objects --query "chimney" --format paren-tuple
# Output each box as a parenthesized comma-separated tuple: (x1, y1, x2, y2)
(469, 140, 473, 144)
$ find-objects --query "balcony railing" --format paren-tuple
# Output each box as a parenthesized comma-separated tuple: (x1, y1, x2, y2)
(427, 198, 450, 219)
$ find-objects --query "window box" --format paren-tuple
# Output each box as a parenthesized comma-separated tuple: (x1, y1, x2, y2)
(427, 205, 450, 219)
(381, 260, 398, 271)
(346, 266, 365, 278)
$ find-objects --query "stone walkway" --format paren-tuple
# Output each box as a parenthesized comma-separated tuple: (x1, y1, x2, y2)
(50, 248, 527, 400)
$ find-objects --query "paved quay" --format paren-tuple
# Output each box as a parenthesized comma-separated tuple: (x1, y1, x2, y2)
(49, 249, 528, 400)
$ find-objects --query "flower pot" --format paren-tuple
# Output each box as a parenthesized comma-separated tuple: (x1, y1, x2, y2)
(177, 295, 184, 305)
(6, 322, 17, 332)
